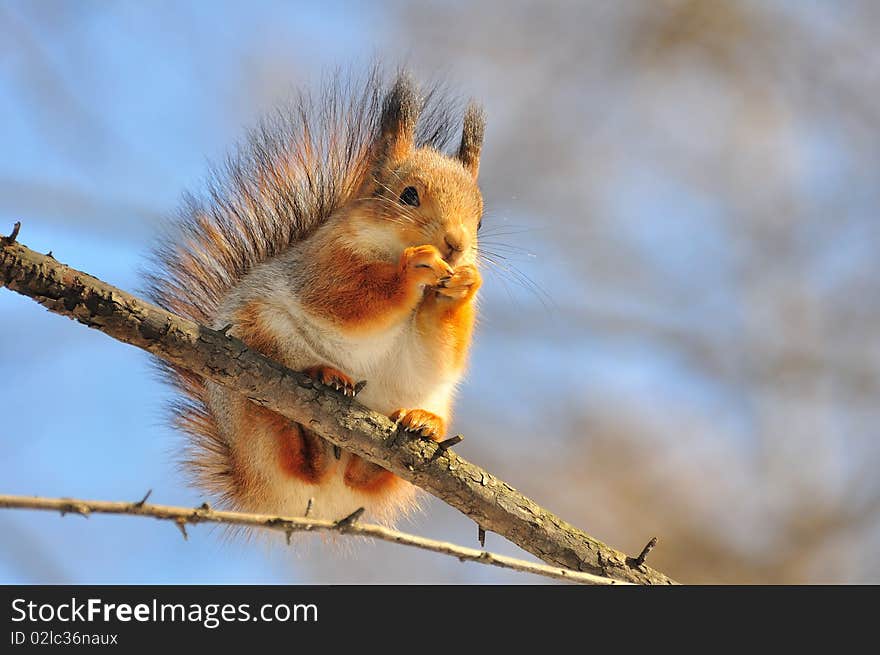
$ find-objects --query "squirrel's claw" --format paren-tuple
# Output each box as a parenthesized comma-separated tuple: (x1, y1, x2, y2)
(303, 365, 361, 397)
(390, 408, 446, 441)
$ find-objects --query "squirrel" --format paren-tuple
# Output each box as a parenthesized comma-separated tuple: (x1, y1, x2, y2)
(146, 71, 485, 525)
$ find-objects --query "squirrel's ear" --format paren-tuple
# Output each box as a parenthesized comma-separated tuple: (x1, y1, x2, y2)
(376, 73, 420, 165)
(457, 102, 485, 180)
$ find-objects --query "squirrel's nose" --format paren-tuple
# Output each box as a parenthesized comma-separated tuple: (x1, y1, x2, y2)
(443, 230, 465, 263)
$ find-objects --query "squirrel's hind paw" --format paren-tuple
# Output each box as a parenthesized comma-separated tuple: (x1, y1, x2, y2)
(390, 408, 446, 441)
(303, 365, 364, 397)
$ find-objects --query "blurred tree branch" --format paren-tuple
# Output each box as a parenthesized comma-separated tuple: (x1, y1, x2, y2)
(0, 232, 676, 585)
(0, 494, 626, 585)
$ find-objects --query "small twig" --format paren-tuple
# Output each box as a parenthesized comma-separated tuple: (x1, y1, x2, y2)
(438, 435, 463, 451)
(430, 435, 464, 463)
(628, 537, 658, 568)
(134, 489, 152, 508)
(2, 221, 21, 245)
(59, 501, 90, 519)
(0, 494, 628, 585)
(175, 518, 188, 540)
(335, 507, 365, 529)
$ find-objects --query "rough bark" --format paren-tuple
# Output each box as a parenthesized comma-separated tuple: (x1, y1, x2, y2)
(0, 236, 677, 584)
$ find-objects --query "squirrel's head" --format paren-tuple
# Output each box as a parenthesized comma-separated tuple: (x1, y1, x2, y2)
(347, 74, 485, 267)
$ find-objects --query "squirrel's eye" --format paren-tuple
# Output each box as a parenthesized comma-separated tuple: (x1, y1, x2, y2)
(399, 186, 420, 207)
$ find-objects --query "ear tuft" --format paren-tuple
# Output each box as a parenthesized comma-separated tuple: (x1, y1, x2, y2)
(458, 101, 485, 179)
(377, 72, 421, 163)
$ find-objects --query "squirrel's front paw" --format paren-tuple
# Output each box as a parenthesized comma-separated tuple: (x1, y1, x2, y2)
(434, 264, 481, 302)
(390, 408, 446, 441)
(303, 365, 363, 397)
(401, 245, 454, 288)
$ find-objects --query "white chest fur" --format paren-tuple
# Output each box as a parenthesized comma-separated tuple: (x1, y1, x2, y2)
(258, 291, 458, 420)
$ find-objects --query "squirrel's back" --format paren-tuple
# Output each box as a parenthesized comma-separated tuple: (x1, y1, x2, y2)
(146, 69, 485, 524)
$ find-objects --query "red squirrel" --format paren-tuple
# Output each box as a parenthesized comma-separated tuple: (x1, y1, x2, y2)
(147, 71, 485, 524)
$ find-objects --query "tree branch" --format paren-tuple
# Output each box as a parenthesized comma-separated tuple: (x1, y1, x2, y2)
(0, 234, 677, 584)
(0, 494, 627, 585)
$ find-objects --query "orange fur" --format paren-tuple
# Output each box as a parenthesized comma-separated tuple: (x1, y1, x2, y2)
(343, 456, 402, 494)
(276, 420, 333, 484)
(417, 265, 482, 373)
(301, 248, 409, 332)
(300, 243, 452, 334)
